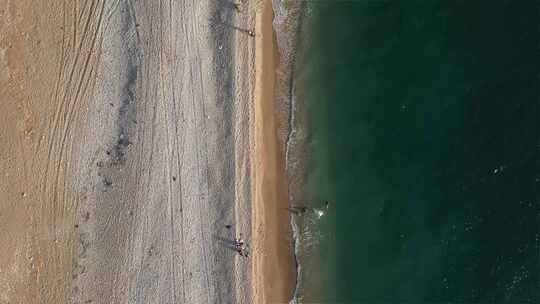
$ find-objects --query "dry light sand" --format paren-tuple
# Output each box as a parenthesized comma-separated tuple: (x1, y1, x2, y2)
(0, 0, 294, 303)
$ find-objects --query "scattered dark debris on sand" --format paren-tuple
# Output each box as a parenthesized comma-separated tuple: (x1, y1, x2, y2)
(103, 131, 133, 166)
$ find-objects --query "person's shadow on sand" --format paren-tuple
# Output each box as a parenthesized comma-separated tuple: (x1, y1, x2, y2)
(213, 235, 241, 252)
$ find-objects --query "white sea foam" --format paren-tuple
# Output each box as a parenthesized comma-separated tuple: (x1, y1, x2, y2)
(271, 1, 316, 303)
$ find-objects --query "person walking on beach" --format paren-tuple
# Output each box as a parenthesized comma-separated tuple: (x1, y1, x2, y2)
(287, 200, 330, 218)
(233, 235, 249, 258)
(234, 236, 245, 249)
(238, 248, 249, 258)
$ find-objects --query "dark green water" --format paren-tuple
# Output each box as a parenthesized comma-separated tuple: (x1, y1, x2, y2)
(303, 1, 539, 303)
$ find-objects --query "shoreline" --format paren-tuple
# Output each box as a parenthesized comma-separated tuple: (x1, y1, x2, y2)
(271, 0, 311, 302)
(252, 0, 297, 303)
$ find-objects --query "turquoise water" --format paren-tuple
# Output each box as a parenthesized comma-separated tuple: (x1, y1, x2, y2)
(302, 1, 539, 302)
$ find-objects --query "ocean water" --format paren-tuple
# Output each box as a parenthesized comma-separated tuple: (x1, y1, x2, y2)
(298, 1, 539, 303)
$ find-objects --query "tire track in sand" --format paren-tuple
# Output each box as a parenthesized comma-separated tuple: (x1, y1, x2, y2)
(36, 1, 107, 302)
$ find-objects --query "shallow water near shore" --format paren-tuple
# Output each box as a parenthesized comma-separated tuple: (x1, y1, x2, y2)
(296, 1, 539, 302)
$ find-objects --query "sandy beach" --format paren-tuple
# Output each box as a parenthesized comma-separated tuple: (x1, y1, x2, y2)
(252, 1, 296, 303)
(0, 0, 295, 303)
